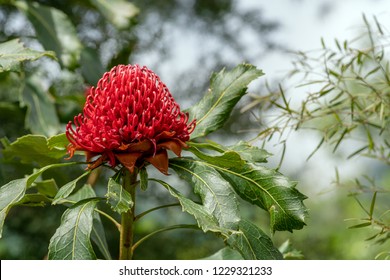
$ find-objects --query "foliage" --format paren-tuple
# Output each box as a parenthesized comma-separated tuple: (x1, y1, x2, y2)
(0, 0, 308, 259)
(245, 15, 390, 259)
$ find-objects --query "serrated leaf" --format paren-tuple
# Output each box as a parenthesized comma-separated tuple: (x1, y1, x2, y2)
(152, 179, 229, 235)
(0, 162, 76, 237)
(52, 171, 91, 205)
(187, 63, 264, 139)
(48, 198, 98, 260)
(90, 0, 139, 30)
(15, 1, 82, 68)
(3, 134, 67, 166)
(154, 178, 282, 260)
(20, 74, 61, 136)
(227, 141, 271, 163)
(227, 219, 283, 260)
(0, 38, 56, 73)
(189, 140, 271, 164)
(177, 149, 307, 232)
(169, 159, 240, 229)
(105, 178, 133, 214)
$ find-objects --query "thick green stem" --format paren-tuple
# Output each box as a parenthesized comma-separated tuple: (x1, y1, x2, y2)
(119, 169, 138, 260)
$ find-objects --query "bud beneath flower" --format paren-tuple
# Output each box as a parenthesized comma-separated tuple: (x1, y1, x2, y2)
(66, 64, 196, 174)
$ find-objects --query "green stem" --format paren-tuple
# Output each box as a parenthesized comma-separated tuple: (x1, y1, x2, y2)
(134, 203, 181, 222)
(95, 209, 121, 231)
(132, 224, 200, 252)
(119, 168, 138, 260)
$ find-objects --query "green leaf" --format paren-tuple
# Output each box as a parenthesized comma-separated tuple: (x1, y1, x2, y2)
(3, 134, 67, 166)
(35, 179, 58, 198)
(169, 159, 240, 230)
(227, 141, 271, 163)
(52, 171, 91, 205)
(152, 179, 229, 235)
(348, 222, 372, 229)
(63, 184, 112, 260)
(90, 0, 139, 30)
(20, 74, 61, 136)
(154, 178, 282, 260)
(227, 219, 283, 260)
(0, 162, 77, 237)
(0, 177, 29, 237)
(187, 63, 264, 139)
(16, 193, 50, 206)
(91, 211, 112, 260)
(0, 38, 56, 73)
(48, 198, 98, 260)
(189, 140, 271, 163)
(177, 149, 307, 232)
(105, 178, 133, 214)
(15, 1, 82, 69)
(47, 133, 69, 151)
(202, 247, 243, 260)
(278, 239, 304, 260)
(80, 47, 105, 85)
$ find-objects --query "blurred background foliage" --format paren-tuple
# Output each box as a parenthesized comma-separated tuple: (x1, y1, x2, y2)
(0, 0, 389, 259)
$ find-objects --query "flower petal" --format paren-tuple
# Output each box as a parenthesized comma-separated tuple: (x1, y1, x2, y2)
(115, 152, 143, 173)
(145, 150, 169, 175)
(157, 139, 187, 157)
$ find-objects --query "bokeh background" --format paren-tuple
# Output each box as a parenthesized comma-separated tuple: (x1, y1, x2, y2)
(0, 0, 389, 259)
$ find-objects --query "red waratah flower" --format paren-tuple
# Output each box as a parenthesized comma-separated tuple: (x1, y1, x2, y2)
(65, 64, 196, 175)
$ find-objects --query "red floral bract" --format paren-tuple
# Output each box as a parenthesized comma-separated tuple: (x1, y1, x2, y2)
(66, 64, 195, 174)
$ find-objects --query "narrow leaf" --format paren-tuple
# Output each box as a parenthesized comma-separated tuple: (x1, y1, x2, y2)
(369, 191, 377, 218)
(0, 38, 56, 72)
(105, 178, 133, 214)
(348, 222, 372, 229)
(48, 198, 98, 260)
(227, 219, 283, 260)
(187, 63, 264, 139)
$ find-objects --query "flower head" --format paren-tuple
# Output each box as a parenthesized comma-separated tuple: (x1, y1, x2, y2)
(66, 64, 195, 174)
